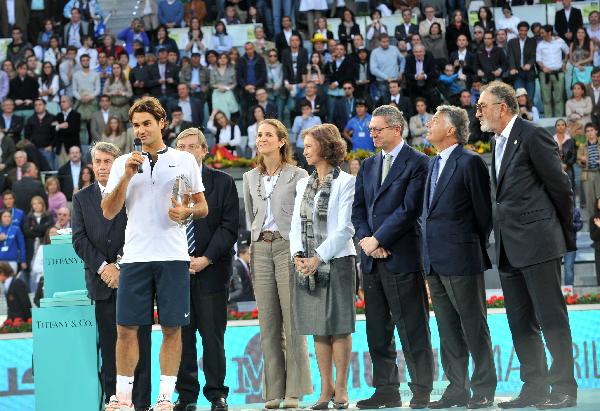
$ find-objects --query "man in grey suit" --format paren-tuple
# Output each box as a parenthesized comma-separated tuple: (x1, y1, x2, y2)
(477, 81, 577, 410)
(90, 95, 117, 142)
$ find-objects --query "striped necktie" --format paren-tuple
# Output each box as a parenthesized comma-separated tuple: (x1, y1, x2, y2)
(187, 222, 196, 255)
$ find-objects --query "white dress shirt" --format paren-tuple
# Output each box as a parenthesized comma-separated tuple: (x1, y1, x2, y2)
(435, 143, 459, 183)
(70, 160, 81, 190)
(536, 37, 569, 71)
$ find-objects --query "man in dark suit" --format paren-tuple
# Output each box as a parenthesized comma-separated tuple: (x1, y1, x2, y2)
(352, 105, 433, 409)
(255, 88, 278, 119)
(72, 141, 152, 411)
(58, 146, 83, 202)
(53, 96, 82, 159)
(507, 22, 538, 100)
(274, 15, 303, 54)
(422, 105, 496, 409)
(380, 80, 413, 122)
(0, 99, 25, 144)
(146, 48, 180, 105)
(163, 107, 192, 147)
(0, 262, 31, 320)
(476, 81, 577, 409)
(554, 0, 583, 44)
(449, 34, 476, 87)
(12, 162, 47, 213)
(332, 81, 357, 133)
(475, 32, 507, 84)
(405, 44, 439, 108)
(62, 7, 91, 49)
(325, 43, 354, 95)
(237, 42, 267, 129)
(24, 99, 56, 157)
(394, 9, 419, 44)
(229, 243, 254, 306)
(281, 34, 308, 97)
(170, 83, 203, 128)
(9, 62, 39, 113)
(174, 128, 239, 411)
(586, 67, 600, 129)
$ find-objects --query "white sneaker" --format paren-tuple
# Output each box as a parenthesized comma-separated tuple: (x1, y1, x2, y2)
(106, 395, 134, 411)
(152, 397, 175, 410)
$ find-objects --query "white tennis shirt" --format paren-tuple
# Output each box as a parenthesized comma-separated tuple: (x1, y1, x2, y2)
(105, 147, 204, 263)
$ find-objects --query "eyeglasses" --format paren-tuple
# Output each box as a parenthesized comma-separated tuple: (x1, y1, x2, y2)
(368, 126, 395, 135)
(475, 102, 502, 113)
(176, 144, 201, 150)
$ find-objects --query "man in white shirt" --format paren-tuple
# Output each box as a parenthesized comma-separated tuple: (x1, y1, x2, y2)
(102, 96, 208, 411)
(536, 25, 569, 117)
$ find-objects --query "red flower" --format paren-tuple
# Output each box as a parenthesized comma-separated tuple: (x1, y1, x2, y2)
(4, 319, 12, 326)
(27, 318, 32, 324)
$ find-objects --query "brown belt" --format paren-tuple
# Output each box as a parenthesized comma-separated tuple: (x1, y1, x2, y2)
(258, 231, 282, 242)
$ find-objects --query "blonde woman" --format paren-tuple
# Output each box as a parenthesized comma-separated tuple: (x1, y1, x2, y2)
(243, 119, 312, 409)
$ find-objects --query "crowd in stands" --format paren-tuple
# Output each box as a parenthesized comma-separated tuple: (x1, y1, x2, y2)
(1, 0, 600, 299)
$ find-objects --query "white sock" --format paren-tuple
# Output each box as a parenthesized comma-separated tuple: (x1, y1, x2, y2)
(158, 375, 177, 401)
(116, 375, 134, 403)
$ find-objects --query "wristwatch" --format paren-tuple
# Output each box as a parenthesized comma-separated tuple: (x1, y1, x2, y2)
(113, 261, 121, 270)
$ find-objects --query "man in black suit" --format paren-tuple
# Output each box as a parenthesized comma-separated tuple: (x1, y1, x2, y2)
(237, 42, 267, 129)
(394, 9, 419, 45)
(554, 0, 583, 44)
(422, 105, 496, 409)
(229, 242, 254, 306)
(325, 43, 354, 96)
(352, 105, 433, 409)
(24, 99, 56, 160)
(476, 82, 577, 409)
(163, 107, 192, 147)
(405, 44, 439, 108)
(301, 82, 326, 122)
(274, 15, 303, 54)
(380, 80, 413, 122)
(58, 145, 83, 202)
(449, 35, 476, 87)
(475, 32, 506, 84)
(72, 141, 152, 411)
(0, 262, 31, 320)
(332, 81, 357, 132)
(12, 162, 47, 213)
(52, 96, 82, 161)
(0, 99, 25, 144)
(255, 88, 278, 119)
(147, 48, 180, 106)
(507, 22, 537, 100)
(8, 62, 39, 113)
(174, 128, 239, 411)
(281, 34, 308, 101)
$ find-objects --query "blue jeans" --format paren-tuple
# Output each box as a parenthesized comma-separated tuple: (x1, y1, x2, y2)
(563, 251, 576, 286)
(39, 148, 58, 171)
(256, 0, 274, 38)
(272, 0, 293, 35)
(513, 73, 536, 103)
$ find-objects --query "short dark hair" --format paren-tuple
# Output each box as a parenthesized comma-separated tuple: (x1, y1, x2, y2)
(592, 67, 600, 76)
(517, 21, 530, 30)
(171, 106, 183, 113)
(99, 94, 110, 101)
(0, 262, 15, 278)
(79, 53, 90, 61)
(301, 124, 347, 167)
(542, 24, 553, 34)
(128, 96, 167, 123)
(585, 122, 597, 131)
(298, 100, 311, 110)
(2, 190, 14, 199)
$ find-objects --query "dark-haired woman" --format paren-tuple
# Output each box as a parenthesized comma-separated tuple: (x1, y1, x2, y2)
(338, 9, 361, 53)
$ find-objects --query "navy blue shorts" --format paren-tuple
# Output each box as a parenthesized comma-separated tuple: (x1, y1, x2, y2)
(117, 261, 190, 327)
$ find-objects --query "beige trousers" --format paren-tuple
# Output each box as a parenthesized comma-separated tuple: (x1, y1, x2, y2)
(251, 238, 313, 400)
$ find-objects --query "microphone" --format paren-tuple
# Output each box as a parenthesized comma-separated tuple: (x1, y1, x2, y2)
(133, 138, 143, 173)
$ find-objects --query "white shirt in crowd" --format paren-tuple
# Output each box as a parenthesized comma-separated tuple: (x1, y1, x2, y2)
(105, 147, 204, 263)
(536, 36, 569, 71)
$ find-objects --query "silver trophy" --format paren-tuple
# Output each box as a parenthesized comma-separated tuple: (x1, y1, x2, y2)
(172, 174, 194, 227)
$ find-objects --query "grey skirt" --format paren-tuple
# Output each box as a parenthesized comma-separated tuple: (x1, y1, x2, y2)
(293, 255, 357, 336)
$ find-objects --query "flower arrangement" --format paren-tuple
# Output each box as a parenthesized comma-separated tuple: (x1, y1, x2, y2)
(465, 141, 492, 154)
(204, 156, 255, 169)
(0, 317, 32, 333)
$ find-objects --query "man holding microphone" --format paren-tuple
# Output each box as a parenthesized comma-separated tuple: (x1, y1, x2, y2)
(102, 97, 208, 411)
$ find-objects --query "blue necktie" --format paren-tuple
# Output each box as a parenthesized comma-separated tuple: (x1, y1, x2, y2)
(495, 134, 507, 179)
(429, 155, 440, 208)
(187, 222, 196, 255)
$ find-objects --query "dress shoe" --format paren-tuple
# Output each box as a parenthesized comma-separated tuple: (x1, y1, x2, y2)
(356, 391, 402, 409)
(428, 396, 468, 409)
(173, 400, 194, 411)
(211, 398, 228, 411)
(535, 393, 577, 409)
(282, 397, 299, 408)
(498, 394, 548, 409)
(265, 399, 282, 409)
(310, 400, 331, 410)
(409, 395, 430, 409)
(467, 395, 494, 409)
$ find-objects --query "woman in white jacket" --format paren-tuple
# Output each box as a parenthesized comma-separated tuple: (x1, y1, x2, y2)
(290, 123, 356, 410)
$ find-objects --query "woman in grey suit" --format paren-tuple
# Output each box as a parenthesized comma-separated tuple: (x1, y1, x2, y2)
(290, 124, 357, 410)
(242, 119, 312, 409)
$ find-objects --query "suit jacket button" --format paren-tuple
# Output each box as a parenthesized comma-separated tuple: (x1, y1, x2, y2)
(373, 214, 377, 218)
(107, 239, 111, 244)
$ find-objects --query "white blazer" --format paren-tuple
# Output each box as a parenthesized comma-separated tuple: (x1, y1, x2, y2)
(290, 170, 356, 262)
